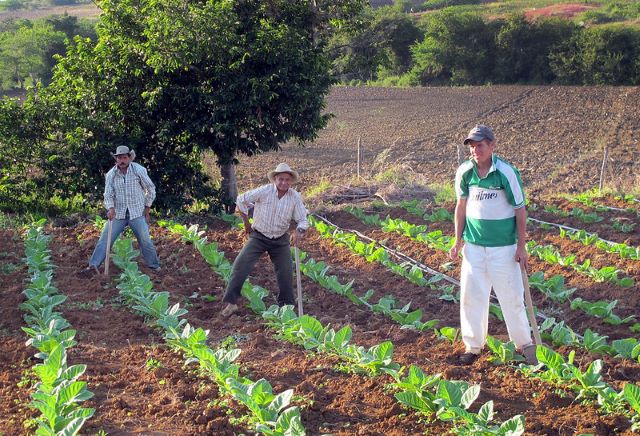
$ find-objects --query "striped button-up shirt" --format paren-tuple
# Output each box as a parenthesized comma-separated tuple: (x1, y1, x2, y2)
(236, 184, 308, 239)
(104, 162, 156, 220)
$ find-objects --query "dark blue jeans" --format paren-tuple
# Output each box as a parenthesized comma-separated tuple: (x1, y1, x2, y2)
(89, 215, 160, 269)
(222, 231, 294, 306)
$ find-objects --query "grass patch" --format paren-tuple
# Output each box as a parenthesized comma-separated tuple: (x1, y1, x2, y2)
(428, 182, 456, 205)
(305, 178, 332, 199)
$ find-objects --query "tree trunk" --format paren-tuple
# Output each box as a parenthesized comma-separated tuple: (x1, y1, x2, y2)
(220, 161, 238, 214)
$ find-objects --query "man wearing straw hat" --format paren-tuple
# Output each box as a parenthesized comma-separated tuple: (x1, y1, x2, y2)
(80, 145, 160, 275)
(221, 162, 308, 317)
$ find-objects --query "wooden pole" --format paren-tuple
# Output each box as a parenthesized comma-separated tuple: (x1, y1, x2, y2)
(521, 265, 542, 345)
(356, 135, 361, 178)
(104, 219, 113, 276)
(294, 246, 303, 316)
(599, 145, 609, 192)
(457, 143, 465, 165)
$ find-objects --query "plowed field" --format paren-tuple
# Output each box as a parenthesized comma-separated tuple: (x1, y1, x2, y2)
(1, 86, 639, 435)
(235, 86, 640, 197)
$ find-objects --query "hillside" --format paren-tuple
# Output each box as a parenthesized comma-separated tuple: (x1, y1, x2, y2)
(234, 85, 640, 198)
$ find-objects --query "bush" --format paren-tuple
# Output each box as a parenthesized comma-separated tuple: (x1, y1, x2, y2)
(408, 10, 496, 85)
(550, 25, 640, 85)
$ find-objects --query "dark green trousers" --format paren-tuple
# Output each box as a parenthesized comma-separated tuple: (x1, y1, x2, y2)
(222, 230, 294, 306)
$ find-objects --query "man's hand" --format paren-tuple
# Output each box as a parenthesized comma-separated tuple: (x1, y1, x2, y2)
(515, 244, 528, 271)
(291, 229, 303, 247)
(448, 240, 463, 261)
(241, 216, 251, 235)
(144, 206, 151, 223)
(107, 207, 115, 221)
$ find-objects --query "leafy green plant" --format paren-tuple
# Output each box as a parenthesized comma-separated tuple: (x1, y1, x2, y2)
(570, 298, 635, 325)
(435, 326, 459, 344)
(486, 336, 524, 365)
(612, 219, 636, 233)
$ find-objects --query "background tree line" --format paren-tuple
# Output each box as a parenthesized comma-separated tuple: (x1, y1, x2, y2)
(1, 0, 639, 217)
(0, 14, 95, 90)
(0, 0, 90, 11)
(329, 6, 640, 86)
(0, 0, 365, 215)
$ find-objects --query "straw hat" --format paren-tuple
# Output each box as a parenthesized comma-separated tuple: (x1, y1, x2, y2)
(111, 145, 136, 161)
(268, 163, 298, 182)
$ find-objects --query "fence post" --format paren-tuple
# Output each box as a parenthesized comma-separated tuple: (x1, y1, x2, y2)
(599, 144, 608, 192)
(357, 135, 361, 178)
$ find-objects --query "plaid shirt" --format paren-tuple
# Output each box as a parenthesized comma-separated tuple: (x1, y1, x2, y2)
(104, 162, 156, 220)
(236, 184, 308, 239)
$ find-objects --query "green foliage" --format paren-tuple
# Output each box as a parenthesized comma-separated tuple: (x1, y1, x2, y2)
(494, 15, 576, 84)
(0, 20, 66, 89)
(486, 336, 525, 365)
(409, 10, 497, 85)
(328, 7, 422, 82)
(550, 24, 640, 85)
(2, 0, 364, 213)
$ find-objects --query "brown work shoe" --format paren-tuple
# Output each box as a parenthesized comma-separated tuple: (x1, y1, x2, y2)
(221, 304, 239, 317)
(521, 344, 539, 365)
(459, 352, 480, 365)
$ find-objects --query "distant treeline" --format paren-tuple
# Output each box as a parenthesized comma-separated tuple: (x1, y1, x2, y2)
(329, 6, 640, 86)
(0, 14, 96, 90)
(0, 0, 90, 11)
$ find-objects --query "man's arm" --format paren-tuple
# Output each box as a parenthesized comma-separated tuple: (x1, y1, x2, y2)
(137, 164, 156, 207)
(449, 197, 467, 260)
(514, 206, 528, 270)
(235, 185, 269, 234)
(290, 195, 308, 247)
(104, 170, 116, 220)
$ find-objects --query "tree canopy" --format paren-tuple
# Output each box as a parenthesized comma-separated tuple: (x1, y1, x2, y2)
(1, 0, 365, 213)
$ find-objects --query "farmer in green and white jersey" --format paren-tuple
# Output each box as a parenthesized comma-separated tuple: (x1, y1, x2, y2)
(449, 124, 536, 366)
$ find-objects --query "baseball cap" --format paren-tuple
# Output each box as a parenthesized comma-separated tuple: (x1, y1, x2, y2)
(463, 124, 495, 144)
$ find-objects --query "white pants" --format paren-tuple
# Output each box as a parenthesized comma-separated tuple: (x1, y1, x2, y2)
(460, 243, 532, 353)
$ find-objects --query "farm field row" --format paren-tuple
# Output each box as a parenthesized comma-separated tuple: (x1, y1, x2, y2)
(1, 203, 638, 434)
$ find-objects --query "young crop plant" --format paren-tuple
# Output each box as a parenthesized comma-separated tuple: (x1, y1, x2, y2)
(391, 366, 526, 435)
(110, 235, 305, 435)
(612, 218, 636, 234)
(21, 220, 95, 434)
(538, 317, 579, 347)
(520, 347, 634, 419)
(486, 336, 525, 365)
(527, 271, 576, 303)
(570, 298, 636, 325)
(569, 207, 604, 223)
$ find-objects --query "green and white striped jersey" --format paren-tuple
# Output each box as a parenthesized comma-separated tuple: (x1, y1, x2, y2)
(454, 154, 525, 247)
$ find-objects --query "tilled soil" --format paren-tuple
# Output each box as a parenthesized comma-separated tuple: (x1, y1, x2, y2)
(1, 201, 638, 434)
(234, 86, 640, 197)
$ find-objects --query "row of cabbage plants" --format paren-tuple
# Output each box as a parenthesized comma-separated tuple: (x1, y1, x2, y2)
(108, 235, 305, 436)
(21, 220, 95, 435)
(306, 215, 640, 429)
(160, 220, 528, 435)
(320, 211, 640, 363)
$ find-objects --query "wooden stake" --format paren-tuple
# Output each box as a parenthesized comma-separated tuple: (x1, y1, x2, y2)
(356, 135, 361, 178)
(104, 219, 113, 276)
(456, 142, 465, 165)
(599, 145, 609, 192)
(294, 246, 303, 316)
(521, 265, 542, 345)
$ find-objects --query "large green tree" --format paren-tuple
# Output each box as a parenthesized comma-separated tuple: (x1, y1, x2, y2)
(3, 0, 364, 213)
(408, 10, 497, 85)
